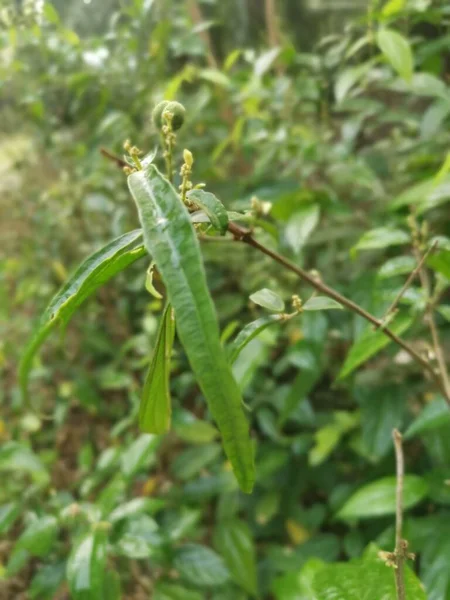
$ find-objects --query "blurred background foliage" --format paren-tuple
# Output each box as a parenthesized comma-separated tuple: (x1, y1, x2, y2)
(1, 0, 450, 598)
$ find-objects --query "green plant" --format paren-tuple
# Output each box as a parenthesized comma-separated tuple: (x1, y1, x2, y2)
(3, 1, 450, 598)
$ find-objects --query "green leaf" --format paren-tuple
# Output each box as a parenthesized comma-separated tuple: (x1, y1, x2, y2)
(0, 503, 20, 535)
(120, 434, 160, 478)
(128, 165, 254, 492)
(337, 475, 428, 520)
(17, 516, 58, 557)
(174, 544, 230, 588)
(302, 297, 343, 311)
(428, 249, 450, 280)
(309, 412, 359, 466)
(351, 227, 410, 255)
(140, 304, 175, 434)
(381, 0, 406, 17)
(438, 305, 450, 321)
(377, 28, 414, 82)
(19, 230, 145, 408)
(171, 444, 222, 481)
(378, 256, 417, 279)
(357, 386, 406, 460)
(187, 189, 229, 234)
(29, 563, 65, 600)
(228, 314, 284, 363)
(249, 288, 285, 312)
(404, 396, 450, 439)
(154, 581, 203, 600)
(338, 314, 413, 379)
(272, 559, 323, 600)
(0, 442, 47, 475)
(285, 205, 320, 254)
(214, 520, 257, 596)
(312, 550, 426, 600)
(67, 527, 109, 600)
(174, 419, 219, 444)
(145, 261, 163, 299)
(390, 176, 450, 212)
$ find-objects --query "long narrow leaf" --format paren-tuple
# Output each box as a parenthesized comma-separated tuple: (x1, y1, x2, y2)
(19, 230, 146, 405)
(140, 303, 175, 434)
(228, 315, 284, 364)
(128, 165, 255, 492)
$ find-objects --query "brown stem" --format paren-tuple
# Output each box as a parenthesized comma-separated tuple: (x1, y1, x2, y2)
(378, 241, 438, 327)
(100, 147, 127, 168)
(393, 429, 406, 600)
(227, 221, 446, 397)
(264, 0, 283, 75)
(414, 246, 450, 403)
(100, 147, 447, 400)
(187, 0, 218, 69)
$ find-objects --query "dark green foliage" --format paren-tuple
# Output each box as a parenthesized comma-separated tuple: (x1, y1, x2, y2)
(2, 0, 450, 598)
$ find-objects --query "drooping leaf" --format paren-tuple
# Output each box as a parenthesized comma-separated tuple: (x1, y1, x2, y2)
(174, 544, 230, 588)
(376, 28, 414, 82)
(128, 165, 254, 492)
(249, 288, 285, 312)
(19, 230, 146, 408)
(302, 297, 343, 311)
(67, 527, 109, 600)
(139, 304, 175, 434)
(337, 475, 428, 520)
(214, 520, 258, 596)
(187, 189, 229, 234)
(228, 314, 284, 364)
(338, 314, 413, 379)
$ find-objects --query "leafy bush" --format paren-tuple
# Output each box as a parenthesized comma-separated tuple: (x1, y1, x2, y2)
(1, 0, 450, 598)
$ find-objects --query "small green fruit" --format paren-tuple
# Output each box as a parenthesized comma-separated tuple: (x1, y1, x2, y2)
(152, 101, 170, 128)
(164, 101, 186, 131)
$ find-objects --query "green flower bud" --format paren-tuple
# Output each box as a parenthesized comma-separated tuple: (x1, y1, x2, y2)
(152, 101, 170, 128)
(164, 101, 186, 131)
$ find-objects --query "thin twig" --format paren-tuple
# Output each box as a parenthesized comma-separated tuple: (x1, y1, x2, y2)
(227, 221, 447, 398)
(393, 429, 406, 600)
(187, 0, 218, 69)
(100, 148, 448, 401)
(264, 0, 283, 75)
(415, 246, 450, 401)
(100, 147, 127, 168)
(377, 241, 438, 328)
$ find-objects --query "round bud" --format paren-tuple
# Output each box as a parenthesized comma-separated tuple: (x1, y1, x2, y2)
(164, 101, 186, 130)
(152, 101, 170, 128)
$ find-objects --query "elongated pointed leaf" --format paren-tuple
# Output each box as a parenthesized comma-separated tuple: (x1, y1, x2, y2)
(187, 189, 229, 234)
(140, 304, 175, 434)
(228, 315, 284, 364)
(128, 165, 254, 493)
(338, 314, 413, 379)
(376, 28, 413, 82)
(214, 520, 258, 596)
(19, 230, 146, 406)
(67, 527, 108, 600)
(337, 475, 428, 520)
